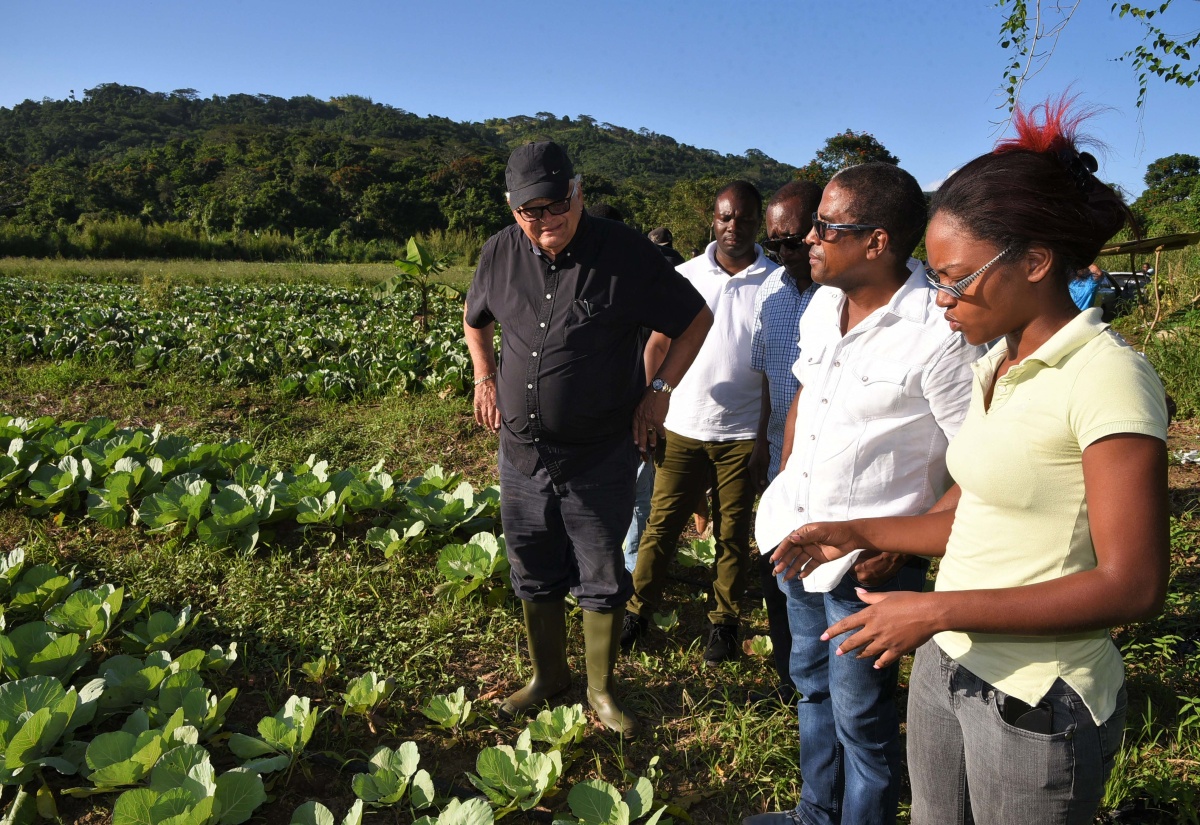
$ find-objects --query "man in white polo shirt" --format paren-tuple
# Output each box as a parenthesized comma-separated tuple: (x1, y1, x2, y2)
(747, 163, 984, 825)
(621, 180, 774, 664)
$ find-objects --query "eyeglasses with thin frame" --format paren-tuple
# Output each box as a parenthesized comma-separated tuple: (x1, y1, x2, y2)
(762, 234, 810, 254)
(514, 178, 580, 222)
(924, 244, 1014, 299)
(810, 213, 883, 242)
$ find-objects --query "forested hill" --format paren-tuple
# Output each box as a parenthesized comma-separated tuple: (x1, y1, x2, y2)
(0, 83, 797, 249)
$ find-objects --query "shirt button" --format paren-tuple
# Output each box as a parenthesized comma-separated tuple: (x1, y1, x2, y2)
(862, 376, 869, 383)
(550, 266, 556, 271)
(530, 413, 537, 419)
(526, 383, 533, 389)
(802, 472, 808, 478)
(545, 294, 552, 299)
(821, 398, 828, 404)
(834, 361, 841, 367)
(810, 434, 816, 440)
(798, 506, 805, 512)
(531, 351, 538, 356)
(539, 322, 545, 328)
(534, 438, 540, 443)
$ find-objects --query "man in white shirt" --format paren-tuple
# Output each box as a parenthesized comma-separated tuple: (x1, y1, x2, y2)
(621, 181, 774, 664)
(746, 164, 983, 825)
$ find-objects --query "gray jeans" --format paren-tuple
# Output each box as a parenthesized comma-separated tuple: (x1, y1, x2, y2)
(907, 641, 1126, 825)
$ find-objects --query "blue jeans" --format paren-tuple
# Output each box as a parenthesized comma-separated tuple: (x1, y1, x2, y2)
(780, 562, 928, 825)
(623, 458, 655, 573)
(907, 641, 1126, 825)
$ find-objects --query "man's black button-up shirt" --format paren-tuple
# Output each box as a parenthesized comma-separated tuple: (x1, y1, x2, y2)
(465, 215, 706, 482)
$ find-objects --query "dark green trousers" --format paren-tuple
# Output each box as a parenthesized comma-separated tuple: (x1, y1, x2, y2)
(628, 429, 756, 626)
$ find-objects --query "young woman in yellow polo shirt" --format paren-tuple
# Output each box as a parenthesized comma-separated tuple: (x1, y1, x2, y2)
(768, 97, 1170, 825)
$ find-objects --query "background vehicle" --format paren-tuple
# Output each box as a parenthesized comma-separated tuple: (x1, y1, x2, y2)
(1096, 270, 1153, 320)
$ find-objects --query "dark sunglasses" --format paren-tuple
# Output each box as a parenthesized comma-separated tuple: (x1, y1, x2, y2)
(811, 212, 882, 242)
(762, 234, 810, 254)
(515, 180, 579, 222)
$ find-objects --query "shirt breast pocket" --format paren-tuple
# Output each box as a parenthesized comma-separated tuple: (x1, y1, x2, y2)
(794, 343, 827, 387)
(844, 358, 914, 422)
(562, 300, 612, 348)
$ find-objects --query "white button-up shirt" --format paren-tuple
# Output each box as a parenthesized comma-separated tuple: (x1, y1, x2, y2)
(664, 241, 774, 442)
(755, 260, 985, 590)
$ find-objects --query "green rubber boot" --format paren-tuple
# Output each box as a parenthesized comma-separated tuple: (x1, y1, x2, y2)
(498, 599, 572, 721)
(582, 609, 640, 737)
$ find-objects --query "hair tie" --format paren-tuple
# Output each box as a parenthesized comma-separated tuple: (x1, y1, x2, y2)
(1055, 146, 1098, 195)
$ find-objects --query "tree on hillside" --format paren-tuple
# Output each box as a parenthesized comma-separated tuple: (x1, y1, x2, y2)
(996, 0, 1200, 112)
(1133, 152, 1200, 234)
(795, 130, 900, 186)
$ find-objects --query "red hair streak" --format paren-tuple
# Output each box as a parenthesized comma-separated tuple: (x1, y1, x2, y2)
(994, 94, 1095, 155)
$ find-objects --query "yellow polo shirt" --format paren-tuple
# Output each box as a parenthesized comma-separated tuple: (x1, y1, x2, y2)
(934, 309, 1168, 724)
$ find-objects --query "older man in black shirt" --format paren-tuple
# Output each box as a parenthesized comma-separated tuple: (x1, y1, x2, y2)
(464, 141, 711, 736)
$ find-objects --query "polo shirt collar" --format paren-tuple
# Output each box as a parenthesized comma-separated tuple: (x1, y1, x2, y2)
(975, 307, 1108, 380)
(703, 241, 773, 278)
(1020, 307, 1108, 368)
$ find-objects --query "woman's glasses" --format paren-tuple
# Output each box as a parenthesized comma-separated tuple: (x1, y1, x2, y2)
(925, 244, 1014, 299)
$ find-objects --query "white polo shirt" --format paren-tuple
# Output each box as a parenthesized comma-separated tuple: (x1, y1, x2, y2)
(664, 242, 774, 442)
(755, 260, 985, 590)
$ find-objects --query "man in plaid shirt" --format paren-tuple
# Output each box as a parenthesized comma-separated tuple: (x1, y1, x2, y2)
(747, 180, 824, 706)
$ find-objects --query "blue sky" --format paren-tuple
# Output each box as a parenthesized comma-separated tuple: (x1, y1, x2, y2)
(3, 0, 1197, 197)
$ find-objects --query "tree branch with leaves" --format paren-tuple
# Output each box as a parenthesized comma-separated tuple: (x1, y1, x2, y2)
(996, 1, 1200, 113)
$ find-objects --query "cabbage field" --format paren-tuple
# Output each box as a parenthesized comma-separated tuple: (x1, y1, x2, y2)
(0, 279, 471, 400)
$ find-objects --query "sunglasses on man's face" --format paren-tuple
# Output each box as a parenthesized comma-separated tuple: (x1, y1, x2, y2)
(762, 234, 810, 254)
(515, 181, 579, 222)
(810, 213, 882, 242)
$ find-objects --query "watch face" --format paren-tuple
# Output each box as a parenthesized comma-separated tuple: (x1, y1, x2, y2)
(652, 378, 669, 392)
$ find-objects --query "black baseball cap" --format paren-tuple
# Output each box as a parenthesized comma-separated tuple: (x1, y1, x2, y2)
(505, 141, 575, 208)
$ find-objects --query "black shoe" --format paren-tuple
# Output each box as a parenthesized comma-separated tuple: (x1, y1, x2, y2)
(619, 612, 648, 652)
(703, 623, 739, 664)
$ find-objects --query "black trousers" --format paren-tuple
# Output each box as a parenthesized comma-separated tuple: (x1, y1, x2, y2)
(499, 442, 637, 612)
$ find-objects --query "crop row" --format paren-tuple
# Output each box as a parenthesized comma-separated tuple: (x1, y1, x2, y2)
(0, 278, 471, 399)
(0, 550, 669, 825)
(0, 413, 498, 555)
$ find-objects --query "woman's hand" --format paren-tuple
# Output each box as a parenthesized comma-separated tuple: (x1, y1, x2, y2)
(770, 520, 868, 581)
(823, 589, 941, 669)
